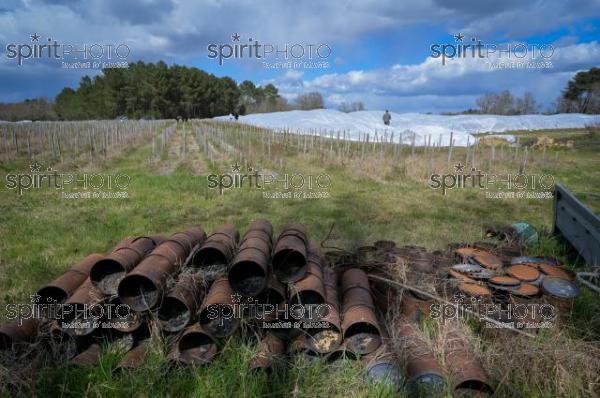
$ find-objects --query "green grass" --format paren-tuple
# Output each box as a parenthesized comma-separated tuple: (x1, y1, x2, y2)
(1, 122, 599, 397)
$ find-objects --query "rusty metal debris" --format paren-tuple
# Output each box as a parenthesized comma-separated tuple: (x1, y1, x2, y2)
(229, 220, 273, 297)
(38, 253, 104, 304)
(198, 277, 240, 338)
(158, 273, 206, 333)
(118, 227, 206, 311)
(249, 332, 286, 372)
(272, 223, 308, 283)
(192, 223, 239, 267)
(340, 268, 381, 355)
(90, 236, 165, 295)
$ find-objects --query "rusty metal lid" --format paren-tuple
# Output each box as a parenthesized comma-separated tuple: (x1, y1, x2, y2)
(541, 277, 580, 299)
(454, 247, 480, 257)
(451, 264, 493, 280)
(511, 284, 539, 297)
(472, 252, 502, 270)
(489, 276, 520, 286)
(507, 265, 540, 282)
(539, 264, 575, 280)
(457, 283, 491, 297)
(448, 269, 476, 282)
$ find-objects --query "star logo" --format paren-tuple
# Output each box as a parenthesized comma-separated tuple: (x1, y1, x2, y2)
(30, 293, 41, 303)
(453, 292, 466, 302)
(231, 162, 241, 172)
(30, 162, 42, 173)
(30, 33, 41, 42)
(231, 293, 242, 303)
(231, 33, 241, 42)
(454, 33, 464, 42)
(454, 162, 465, 173)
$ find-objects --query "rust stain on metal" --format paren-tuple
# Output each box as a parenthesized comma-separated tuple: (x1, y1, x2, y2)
(472, 251, 503, 270)
(63, 278, 106, 336)
(401, 291, 434, 322)
(539, 264, 575, 280)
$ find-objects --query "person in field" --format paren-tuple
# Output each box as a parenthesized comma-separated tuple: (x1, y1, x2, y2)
(383, 110, 391, 126)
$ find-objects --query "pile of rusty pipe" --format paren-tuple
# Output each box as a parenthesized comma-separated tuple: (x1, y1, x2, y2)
(117, 227, 206, 312)
(229, 220, 274, 297)
(90, 235, 165, 295)
(158, 273, 206, 333)
(37, 253, 104, 304)
(193, 224, 239, 267)
(0, 318, 40, 349)
(249, 332, 287, 372)
(272, 223, 308, 283)
(340, 268, 381, 355)
(178, 323, 219, 365)
(198, 277, 240, 338)
(444, 326, 493, 394)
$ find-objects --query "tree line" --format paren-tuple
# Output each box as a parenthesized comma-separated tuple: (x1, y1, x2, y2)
(0, 66, 598, 121)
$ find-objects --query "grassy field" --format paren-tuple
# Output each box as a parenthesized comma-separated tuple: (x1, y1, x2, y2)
(0, 120, 599, 397)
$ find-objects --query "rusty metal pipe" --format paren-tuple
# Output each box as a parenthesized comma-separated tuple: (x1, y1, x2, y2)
(362, 343, 405, 391)
(90, 235, 165, 295)
(178, 323, 219, 365)
(118, 227, 206, 311)
(62, 278, 106, 337)
(38, 253, 104, 304)
(70, 343, 102, 367)
(272, 223, 308, 283)
(395, 319, 446, 397)
(0, 318, 39, 349)
(158, 273, 206, 332)
(445, 326, 493, 393)
(340, 268, 381, 355)
(249, 332, 286, 372)
(116, 340, 150, 371)
(192, 224, 239, 267)
(198, 277, 240, 338)
(229, 222, 273, 297)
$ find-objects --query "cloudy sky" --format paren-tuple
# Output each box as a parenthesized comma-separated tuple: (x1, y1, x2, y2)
(0, 0, 599, 112)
